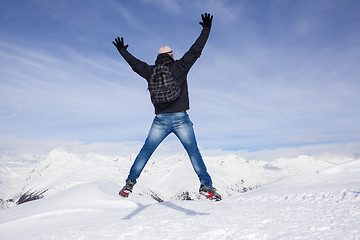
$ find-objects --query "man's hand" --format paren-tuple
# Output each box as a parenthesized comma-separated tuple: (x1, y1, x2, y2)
(112, 37, 129, 52)
(199, 13, 213, 29)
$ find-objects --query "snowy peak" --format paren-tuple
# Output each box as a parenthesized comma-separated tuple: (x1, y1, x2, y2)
(0, 148, 342, 207)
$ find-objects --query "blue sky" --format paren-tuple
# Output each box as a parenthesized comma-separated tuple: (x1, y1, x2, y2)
(1, 0, 360, 152)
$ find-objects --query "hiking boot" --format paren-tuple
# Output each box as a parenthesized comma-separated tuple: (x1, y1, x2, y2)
(119, 179, 136, 198)
(199, 185, 222, 201)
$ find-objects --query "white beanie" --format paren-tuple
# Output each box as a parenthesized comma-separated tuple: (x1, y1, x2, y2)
(158, 46, 172, 54)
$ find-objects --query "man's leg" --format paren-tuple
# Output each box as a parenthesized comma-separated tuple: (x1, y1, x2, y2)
(126, 115, 170, 183)
(172, 112, 212, 187)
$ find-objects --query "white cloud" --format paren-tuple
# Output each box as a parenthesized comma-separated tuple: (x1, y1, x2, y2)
(1, 0, 360, 151)
(1, 136, 359, 165)
(0, 40, 154, 141)
(142, 0, 181, 13)
(197, 0, 243, 22)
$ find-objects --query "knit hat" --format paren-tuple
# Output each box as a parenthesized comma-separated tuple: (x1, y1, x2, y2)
(158, 46, 173, 57)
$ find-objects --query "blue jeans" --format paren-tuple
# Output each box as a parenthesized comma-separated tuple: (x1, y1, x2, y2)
(126, 111, 212, 186)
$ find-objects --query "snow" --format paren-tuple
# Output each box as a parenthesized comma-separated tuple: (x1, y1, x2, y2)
(0, 148, 359, 239)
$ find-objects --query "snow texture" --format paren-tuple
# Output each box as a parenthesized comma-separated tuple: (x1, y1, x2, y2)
(0, 148, 359, 239)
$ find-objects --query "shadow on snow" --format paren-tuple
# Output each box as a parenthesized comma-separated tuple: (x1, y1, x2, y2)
(123, 201, 210, 220)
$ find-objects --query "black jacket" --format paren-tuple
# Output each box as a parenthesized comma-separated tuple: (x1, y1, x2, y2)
(119, 28, 210, 114)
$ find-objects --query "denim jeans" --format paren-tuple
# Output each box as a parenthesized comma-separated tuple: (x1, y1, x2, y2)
(126, 111, 213, 187)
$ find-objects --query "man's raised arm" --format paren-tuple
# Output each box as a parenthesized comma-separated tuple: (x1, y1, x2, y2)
(113, 36, 152, 80)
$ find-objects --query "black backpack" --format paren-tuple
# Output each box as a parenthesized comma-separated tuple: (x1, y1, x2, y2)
(148, 61, 181, 104)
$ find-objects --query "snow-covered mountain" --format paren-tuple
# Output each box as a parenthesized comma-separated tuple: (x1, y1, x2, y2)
(1, 148, 334, 207)
(0, 148, 359, 239)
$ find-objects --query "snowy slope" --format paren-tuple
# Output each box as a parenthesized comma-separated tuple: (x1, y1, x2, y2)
(0, 149, 359, 239)
(1, 149, 334, 207)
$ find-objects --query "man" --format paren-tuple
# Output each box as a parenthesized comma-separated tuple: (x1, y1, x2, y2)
(113, 13, 221, 201)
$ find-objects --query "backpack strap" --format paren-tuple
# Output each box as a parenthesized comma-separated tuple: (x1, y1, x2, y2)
(159, 60, 173, 66)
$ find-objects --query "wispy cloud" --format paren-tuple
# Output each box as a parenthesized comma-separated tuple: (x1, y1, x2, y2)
(1, 0, 360, 151)
(142, 0, 181, 13)
(185, 18, 360, 149)
(0, 40, 153, 141)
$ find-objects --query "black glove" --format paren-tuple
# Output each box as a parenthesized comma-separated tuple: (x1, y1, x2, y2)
(112, 37, 128, 52)
(199, 13, 213, 29)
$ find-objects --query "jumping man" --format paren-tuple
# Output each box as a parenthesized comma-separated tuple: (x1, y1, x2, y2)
(112, 13, 221, 201)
